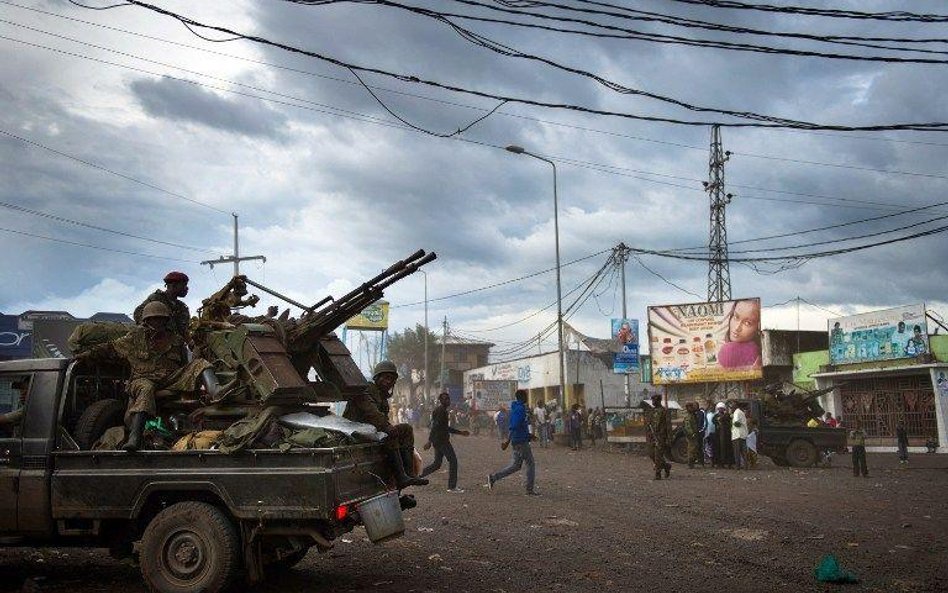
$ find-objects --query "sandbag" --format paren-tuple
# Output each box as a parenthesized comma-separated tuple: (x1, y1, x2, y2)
(173, 430, 223, 451)
(68, 321, 131, 355)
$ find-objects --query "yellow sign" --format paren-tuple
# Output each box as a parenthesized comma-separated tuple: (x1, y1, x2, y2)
(345, 301, 389, 331)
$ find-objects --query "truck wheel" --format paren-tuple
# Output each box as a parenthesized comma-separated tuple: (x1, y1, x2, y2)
(785, 440, 818, 468)
(670, 436, 688, 464)
(141, 502, 240, 593)
(771, 456, 789, 467)
(74, 398, 126, 449)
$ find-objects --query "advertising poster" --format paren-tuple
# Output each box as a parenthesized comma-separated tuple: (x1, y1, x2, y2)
(611, 318, 639, 374)
(647, 298, 763, 384)
(828, 304, 928, 365)
(0, 315, 32, 359)
(471, 380, 517, 412)
(345, 301, 389, 330)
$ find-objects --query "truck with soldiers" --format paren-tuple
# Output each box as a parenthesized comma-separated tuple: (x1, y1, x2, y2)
(669, 383, 847, 468)
(0, 249, 436, 593)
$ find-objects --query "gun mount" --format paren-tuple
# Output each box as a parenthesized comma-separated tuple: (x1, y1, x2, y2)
(757, 382, 837, 426)
(198, 249, 437, 406)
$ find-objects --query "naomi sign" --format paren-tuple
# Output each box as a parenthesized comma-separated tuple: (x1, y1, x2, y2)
(828, 303, 929, 365)
(647, 298, 763, 385)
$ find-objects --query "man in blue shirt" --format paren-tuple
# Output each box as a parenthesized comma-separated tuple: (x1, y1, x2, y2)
(487, 390, 538, 495)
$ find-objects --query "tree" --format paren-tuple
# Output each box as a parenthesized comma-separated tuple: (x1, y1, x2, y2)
(387, 324, 441, 403)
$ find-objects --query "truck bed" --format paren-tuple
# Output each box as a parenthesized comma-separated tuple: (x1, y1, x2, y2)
(51, 443, 392, 521)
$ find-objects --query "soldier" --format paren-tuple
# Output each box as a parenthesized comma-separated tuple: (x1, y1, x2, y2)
(134, 271, 191, 340)
(683, 401, 701, 469)
(80, 302, 226, 451)
(344, 361, 428, 489)
(646, 393, 672, 480)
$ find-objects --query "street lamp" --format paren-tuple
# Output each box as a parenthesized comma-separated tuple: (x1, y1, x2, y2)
(505, 144, 567, 417)
(419, 269, 430, 404)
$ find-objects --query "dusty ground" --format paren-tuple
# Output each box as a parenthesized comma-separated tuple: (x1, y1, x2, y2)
(2, 432, 947, 593)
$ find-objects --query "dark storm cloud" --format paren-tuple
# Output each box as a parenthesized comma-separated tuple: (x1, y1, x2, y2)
(130, 76, 288, 139)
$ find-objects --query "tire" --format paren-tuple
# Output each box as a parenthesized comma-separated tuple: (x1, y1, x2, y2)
(74, 398, 126, 449)
(140, 502, 240, 593)
(670, 435, 688, 464)
(785, 439, 818, 468)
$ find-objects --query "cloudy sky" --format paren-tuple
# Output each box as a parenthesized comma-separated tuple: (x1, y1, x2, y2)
(2, 0, 947, 362)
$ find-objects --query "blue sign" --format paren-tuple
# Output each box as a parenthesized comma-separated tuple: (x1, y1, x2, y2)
(611, 318, 639, 374)
(0, 315, 32, 359)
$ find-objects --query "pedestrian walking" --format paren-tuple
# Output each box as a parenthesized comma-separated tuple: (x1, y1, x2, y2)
(746, 420, 759, 469)
(896, 422, 909, 464)
(533, 400, 549, 448)
(487, 390, 539, 495)
(849, 422, 869, 477)
(568, 404, 583, 450)
(420, 392, 471, 492)
(712, 402, 733, 468)
(704, 400, 716, 465)
(646, 394, 672, 480)
(731, 401, 748, 470)
(695, 402, 708, 466)
(683, 402, 701, 469)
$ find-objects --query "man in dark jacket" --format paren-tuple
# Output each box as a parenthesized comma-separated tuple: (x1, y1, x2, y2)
(487, 389, 538, 495)
(420, 391, 470, 492)
(646, 394, 672, 480)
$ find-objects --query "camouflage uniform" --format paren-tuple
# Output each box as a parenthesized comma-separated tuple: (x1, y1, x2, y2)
(91, 326, 211, 422)
(683, 408, 700, 467)
(344, 382, 414, 451)
(647, 405, 672, 474)
(134, 290, 191, 340)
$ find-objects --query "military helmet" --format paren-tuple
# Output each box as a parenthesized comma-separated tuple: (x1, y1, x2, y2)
(141, 301, 172, 321)
(372, 360, 398, 379)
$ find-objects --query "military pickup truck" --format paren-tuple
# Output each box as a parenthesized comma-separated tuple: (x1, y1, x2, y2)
(669, 399, 848, 468)
(0, 357, 408, 593)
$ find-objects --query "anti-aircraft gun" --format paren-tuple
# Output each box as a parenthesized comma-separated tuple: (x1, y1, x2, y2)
(195, 249, 437, 412)
(757, 382, 837, 427)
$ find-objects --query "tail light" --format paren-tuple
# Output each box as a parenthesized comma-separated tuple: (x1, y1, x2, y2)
(334, 504, 350, 522)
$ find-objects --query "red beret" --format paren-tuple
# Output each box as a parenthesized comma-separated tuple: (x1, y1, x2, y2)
(163, 271, 189, 283)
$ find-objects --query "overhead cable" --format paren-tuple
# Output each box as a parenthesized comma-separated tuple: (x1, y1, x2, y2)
(0, 225, 200, 262)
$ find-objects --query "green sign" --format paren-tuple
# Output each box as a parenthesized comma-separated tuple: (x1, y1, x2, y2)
(639, 355, 652, 384)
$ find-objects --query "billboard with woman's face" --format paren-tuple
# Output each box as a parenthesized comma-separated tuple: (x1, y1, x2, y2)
(647, 298, 763, 384)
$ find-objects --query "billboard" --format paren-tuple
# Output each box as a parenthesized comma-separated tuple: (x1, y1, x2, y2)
(639, 355, 652, 384)
(647, 298, 763, 384)
(471, 379, 517, 412)
(828, 304, 929, 365)
(0, 315, 32, 359)
(345, 301, 389, 331)
(611, 318, 639, 374)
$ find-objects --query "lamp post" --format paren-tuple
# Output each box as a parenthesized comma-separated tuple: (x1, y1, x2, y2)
(420, 269, 430, 404)
(505, 144, 566, 417)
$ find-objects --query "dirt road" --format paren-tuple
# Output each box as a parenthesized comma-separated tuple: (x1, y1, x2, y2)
(2, 432, 946, 592)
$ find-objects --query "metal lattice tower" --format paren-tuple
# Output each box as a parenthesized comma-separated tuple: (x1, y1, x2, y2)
(705, 125, 732, 302)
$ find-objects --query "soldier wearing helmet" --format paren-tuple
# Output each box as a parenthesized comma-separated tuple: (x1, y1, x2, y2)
(81, 300, 227, 451)
(344, 360, 428, 489)
(133, 271, 192, 340)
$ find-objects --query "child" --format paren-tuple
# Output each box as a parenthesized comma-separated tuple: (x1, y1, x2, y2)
(848, 423, 868, 477)
(745, 419, 759, 469)
(926, 435, 938, 454)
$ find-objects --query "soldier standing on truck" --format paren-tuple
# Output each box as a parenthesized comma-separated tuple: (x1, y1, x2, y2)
(646, 393, 672, 480)
(133, 270, 191, 340)
(79, 302, 228, 451)
(344, 361, 429, 489)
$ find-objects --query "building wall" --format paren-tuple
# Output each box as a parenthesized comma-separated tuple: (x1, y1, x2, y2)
(463, 350, 651, 410)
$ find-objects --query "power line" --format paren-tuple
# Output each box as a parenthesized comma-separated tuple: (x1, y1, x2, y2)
(390, 248, 611, 308)
(0, 201, 211, 252)
(668, 0, 948, 23)
(0, 128, 229, 214)
(12, 3, 948, 157)
(82, 0, 948, 131)
(0, 225, 200, 262)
